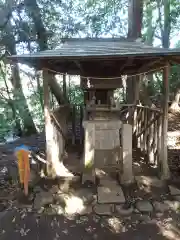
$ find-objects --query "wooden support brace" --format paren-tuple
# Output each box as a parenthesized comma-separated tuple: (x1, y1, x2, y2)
(136, 113, 162, 138)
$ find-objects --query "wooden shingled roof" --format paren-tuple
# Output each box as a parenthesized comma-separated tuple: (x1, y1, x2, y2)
(9, 38, 180, 77)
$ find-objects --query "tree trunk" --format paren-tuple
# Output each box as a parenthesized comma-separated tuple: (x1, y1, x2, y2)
(8, 99, 23, 136)
(36, 71, 44, 111)
(128, 0, 143, 39)
(169, 89, 180, 112)
(162, 0, 171, 48)
(48, 73, 67, 105)
(138, 1, 154, 107)
(4, 23, 37, 135)
(11, 64, 37, 135)
(24, 0, 67, 105)
(127, 0, 143, 104)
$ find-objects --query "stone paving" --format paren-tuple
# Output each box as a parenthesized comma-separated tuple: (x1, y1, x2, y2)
(1, 175, 180, 239)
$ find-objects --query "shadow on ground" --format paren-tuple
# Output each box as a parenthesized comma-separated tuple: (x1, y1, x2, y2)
(1, 209, 180, 240)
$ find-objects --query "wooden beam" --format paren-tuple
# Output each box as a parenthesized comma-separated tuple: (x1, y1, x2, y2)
(160, 63, 170, 179)
(119, 57, 134, 73)
(42, 69, 53, 176)
(170, 56, 180, 65)
(138, 58, 164, 73)
(74, 60, 85, 74)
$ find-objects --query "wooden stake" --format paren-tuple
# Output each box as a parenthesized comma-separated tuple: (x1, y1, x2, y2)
(160, 64, 170, 179)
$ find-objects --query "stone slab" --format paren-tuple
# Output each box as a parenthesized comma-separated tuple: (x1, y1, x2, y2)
(173, 195, 180, 202)
(115, 205, 133, 216)
(94, 148, 121, 167)
(169, 185, 180, 196)
(93, 204, 112, 215)
(135, 200, 153, 213)
(95, 129, 120, 150)
(75, 189, 95, 205)
(34, 191, 53, 210)
(135, 176, 165, 188)
(99, 178, 119, 187)
(152, 201, 170, 213)
(98, 185, 125, 204)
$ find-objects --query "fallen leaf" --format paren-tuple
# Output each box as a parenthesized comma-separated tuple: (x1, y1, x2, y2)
(62, 229, 68, 234)
(56, 233, 60, 238)
(21, 213, 26, 219)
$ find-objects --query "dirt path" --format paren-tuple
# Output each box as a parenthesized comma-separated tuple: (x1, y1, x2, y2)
(0, 209, 178, 240)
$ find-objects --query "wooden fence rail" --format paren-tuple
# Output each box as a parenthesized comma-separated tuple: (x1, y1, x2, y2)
(133, 105, 162, 166)
(68, 104, 84, 144)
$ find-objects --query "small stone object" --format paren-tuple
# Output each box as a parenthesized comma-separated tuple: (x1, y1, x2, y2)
(169, 185, 180, 196)
(156, 212, 163, 218)
(135, 200, 153, 213)
(164, 200, 180, 211)
(115, 204, 133, 216)
(173, 195, 180, 202)
(33, 186, 43, 193)
(94, 204, 112, 215)
(0, 203, 6, 212)
(79, 206, 92, 215)
(139, 215, 151, 223)
(98, 185, 125, 204)
(110, 96, 115, 107)
(49, 185, 59, 194)
(152, 201, 169, 213)
(76, 189, 94, 205)
(34, 191, 53, 209)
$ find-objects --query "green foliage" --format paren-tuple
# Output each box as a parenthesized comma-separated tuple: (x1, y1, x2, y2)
(0, 0, 180, 139)
(68, 84, 84, 105)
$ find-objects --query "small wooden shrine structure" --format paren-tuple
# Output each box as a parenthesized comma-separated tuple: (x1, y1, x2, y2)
(10, 38, 180, 183)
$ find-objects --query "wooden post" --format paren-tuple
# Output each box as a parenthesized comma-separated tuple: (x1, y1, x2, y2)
(42, 69, 53, 176)
(134, 77, 140, 104)
(157, 115, 162, 170)
(149, 111, 154, 164)
(160, 64, 170, 179)
(80, 105, 84, 144)
(63, 74, 67, 101)
(72, 105, 76, 145)
(143, 108, 148, 152)
(153, 114, 158, 165)
(140, 108, 145, 151)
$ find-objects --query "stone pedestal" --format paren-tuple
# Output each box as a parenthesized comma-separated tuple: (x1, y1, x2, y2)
(120, 124, 134, 184)
(82, 120, 122, 183)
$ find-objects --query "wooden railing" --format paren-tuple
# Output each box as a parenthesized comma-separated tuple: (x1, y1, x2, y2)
(133, 105, 162, 165)
(68, 104, 84, 144)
